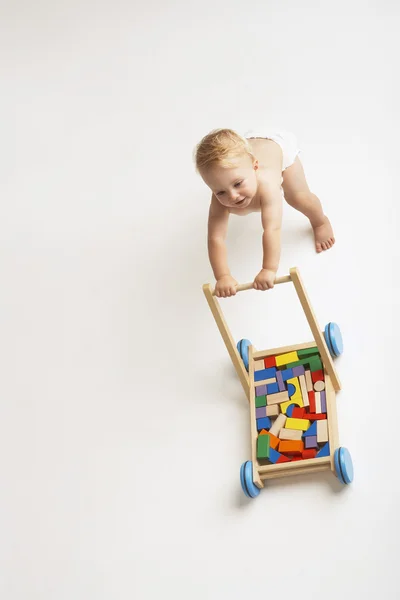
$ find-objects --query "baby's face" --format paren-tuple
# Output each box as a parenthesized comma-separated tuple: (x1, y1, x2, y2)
(201, 155, 258, 209)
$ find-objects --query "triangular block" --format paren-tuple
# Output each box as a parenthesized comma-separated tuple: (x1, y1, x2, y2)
(303, 421, 318, 438)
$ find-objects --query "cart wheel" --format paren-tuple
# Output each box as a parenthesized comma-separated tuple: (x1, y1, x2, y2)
(334, 447, 354, 484)
(324, 322, 343, 358)
(237, 339, 252, 371)
(240, 461, 261, 498)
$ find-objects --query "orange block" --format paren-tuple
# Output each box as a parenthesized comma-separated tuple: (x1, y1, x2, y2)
(264, 356, 276, 368)
(259, 429, 280, 449)
(311, 369, 324, 383)
(302, 449, 317, 459)
(278, 440, 304, 456)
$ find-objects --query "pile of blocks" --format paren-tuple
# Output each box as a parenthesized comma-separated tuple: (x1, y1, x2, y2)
(254, 348, 330, 463)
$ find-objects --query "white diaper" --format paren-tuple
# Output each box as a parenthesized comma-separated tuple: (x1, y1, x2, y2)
(243, 129, 301, 171)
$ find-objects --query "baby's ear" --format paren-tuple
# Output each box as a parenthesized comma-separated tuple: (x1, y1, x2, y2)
(253, 159, 259, 171)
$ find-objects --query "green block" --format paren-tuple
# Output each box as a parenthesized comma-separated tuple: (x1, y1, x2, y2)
(257, 434, 270, 459)
(297, 347, 320, 358)
(286, 356, 322, 372)
(255, 395, 267, 408)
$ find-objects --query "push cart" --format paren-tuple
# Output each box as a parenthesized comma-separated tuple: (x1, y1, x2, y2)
(202, 267, 353, 498)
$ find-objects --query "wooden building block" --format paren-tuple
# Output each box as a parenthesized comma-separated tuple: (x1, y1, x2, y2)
(275, 351, 299, 367)
(268, 447, 282, 464)
(257, 417, 271, 431)
(286, 356, 322, 372)
(255, 367, 277, 382)
(254, 360, 265, 371)
(279, 428, 303, 441)
(267, 382, 279, 394)
(314, 380, 325, 392)
(305, 435, 318, 449)
(320, 391, 326, 413)
(287, 377, 303, 403)
(311, 369, 324, 383)
(263, 430, 280, 449)
(299, 374, 309, 407)
(285, 417, 311, 431)
(256, 406, 266, 419)
(278, 440, 304, 456)
(305, 370, 313, 392)
(255, 384, 267, 396)
(315, 391, 322, 414)
(306, 414, 327, 421)
(257, 434, 270, 459)
(308, 391, 316, 413)
(269, 413, 287, 436)
(317, 419, 329, 443)
(276, 369, 285, 391)
(303, 421, 318, 437)
(292, 407, 305, 419)
(255, 395, 267, 408)
(316, 442, 330, 457)
(264, 356, 276, 368)
(266, 405, 280, 417)
(292, 365, 305, 377)
(266, 390, 289, 406)
(302, 449, 317, 459)
(290, 457, 303, 461)
(277, 454, 291, 463)
(297, 347, 319, 358)
(280, 398, 303, 414)
(280, 368, 294, 382)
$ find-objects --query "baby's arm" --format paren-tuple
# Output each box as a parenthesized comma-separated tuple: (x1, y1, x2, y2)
(254, 182, 283, 290)
(208, 195, 238, 297)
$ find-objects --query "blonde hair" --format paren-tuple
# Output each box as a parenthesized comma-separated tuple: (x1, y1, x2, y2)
(194, 128, 254, 172)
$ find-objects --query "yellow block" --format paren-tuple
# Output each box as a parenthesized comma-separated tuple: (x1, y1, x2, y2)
(280, 399, 301, 414)
(285, 417, 311, 431)
(275, 351, 299, 367)
(280, 376, 303, 414)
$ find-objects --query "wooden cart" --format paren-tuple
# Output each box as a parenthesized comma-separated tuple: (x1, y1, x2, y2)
(203, 267, 353, 498)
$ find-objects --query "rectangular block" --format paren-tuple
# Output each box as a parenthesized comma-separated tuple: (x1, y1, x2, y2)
(255, 384, 267, 397)
(317, 419, 329, 443)
(279, 428, 303, 441)
(276, 351, 299, 367)
(278, 440, 304, 456)
(269, 413, 287, 436)
(266, 405, 280, 417)
(266, 390, 289, 406)
(305, 370, 313, 392)
(255, 395, 267, 408)
(299, 374, 309, 407)
(311, 369, 324, 383)
(256, 406, 266, 419)
(305, 435, 318, 449)
(292, 407, 305, 419)
(306, 413, 327, 421)
(285, 417, 310, 431)
(297, 347, 319, 358)
(286, 356, 322, 372)
(264, 356, 276, 368)
(320, 390, 326, 413)
(267, 382, 279, 394)
(302, 449, 317, 459)
(308, 391, 316, 413)
(315, 392, 322, 414)
(292, 365, 305, 377)
(257, 417, 272, 431)
(254, 360, 265, 371)
(255, 367, 277, 382)
(280, 368, 294, 382)
(257, 434, 270, 459)
(256, 377, 276, 387)
(276, 369, 285, 392)
(263, 430, 280, 450)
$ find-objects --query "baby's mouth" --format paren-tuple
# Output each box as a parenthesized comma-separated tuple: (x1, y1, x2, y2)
(235, 197, 246, 206)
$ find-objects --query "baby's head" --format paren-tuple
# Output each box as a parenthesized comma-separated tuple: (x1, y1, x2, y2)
(194, 129, 259, 209)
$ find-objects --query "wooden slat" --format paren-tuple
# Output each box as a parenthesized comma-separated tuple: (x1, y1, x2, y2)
(289, 268, 341, 391)
(248, 346, 263, 488)
(260, 464, 330, 480)
(202, 283, 250, 400)
(253, 340, 317, 360)
(257, 456, 331, 476)
(325, 373, 340, 471)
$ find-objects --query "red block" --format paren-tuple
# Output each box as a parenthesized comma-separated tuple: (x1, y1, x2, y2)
(290, 457, 303, 461)
(302, 449, 317, 459)
(292, 407, 305, 419)
(308, 391, 316, 413)
(312, 369, 324, 383)
(277, 454, 290, 463)
(264, 356, 276, 368)
(307, 413, 327, 420)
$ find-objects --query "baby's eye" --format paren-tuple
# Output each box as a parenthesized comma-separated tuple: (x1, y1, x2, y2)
(217, 191, 225, 196)
(234, 181, 243, 187)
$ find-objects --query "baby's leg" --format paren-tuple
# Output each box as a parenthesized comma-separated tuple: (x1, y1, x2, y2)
(281, 156, 335, 252)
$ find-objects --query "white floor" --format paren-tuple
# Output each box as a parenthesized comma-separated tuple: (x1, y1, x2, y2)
(1, 1, 399, 598)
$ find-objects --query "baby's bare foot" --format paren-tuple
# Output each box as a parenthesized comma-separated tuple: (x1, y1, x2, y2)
(313, 216, 335, 253)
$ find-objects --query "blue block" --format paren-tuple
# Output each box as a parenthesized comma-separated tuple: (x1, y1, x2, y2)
(317, 442, 330, 457)
(257, 417, 272, 431)
(286, 403, 296, 417)
(287, 383, 296, 397)
(268, 447, 281, 464)
(266, 382, 279, 394)
(254, 367, 277, 381)
(303, 421, 318, 437)
(280, 368, 293, 382)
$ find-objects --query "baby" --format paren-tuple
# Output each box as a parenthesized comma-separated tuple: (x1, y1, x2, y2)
(194, 129, 335, 298)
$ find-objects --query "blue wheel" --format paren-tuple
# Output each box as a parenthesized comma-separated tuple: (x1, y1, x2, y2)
(237, 339, 252, 371)
(324, 322, 343, 358)
(240, 461, 261, 498)
(334, 447, 354, 484)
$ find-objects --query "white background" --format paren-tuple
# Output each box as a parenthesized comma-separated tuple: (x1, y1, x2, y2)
(1, 1, 399, 598)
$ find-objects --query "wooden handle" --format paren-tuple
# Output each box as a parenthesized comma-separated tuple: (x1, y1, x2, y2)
(211, 275, 291, 296)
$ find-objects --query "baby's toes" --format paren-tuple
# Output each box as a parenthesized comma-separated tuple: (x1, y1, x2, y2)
(316, 242, 322, 253)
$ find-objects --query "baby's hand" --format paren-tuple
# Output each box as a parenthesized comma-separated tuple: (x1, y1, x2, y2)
(215, 275, 238, 298)
(253, 269, 276, 291)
